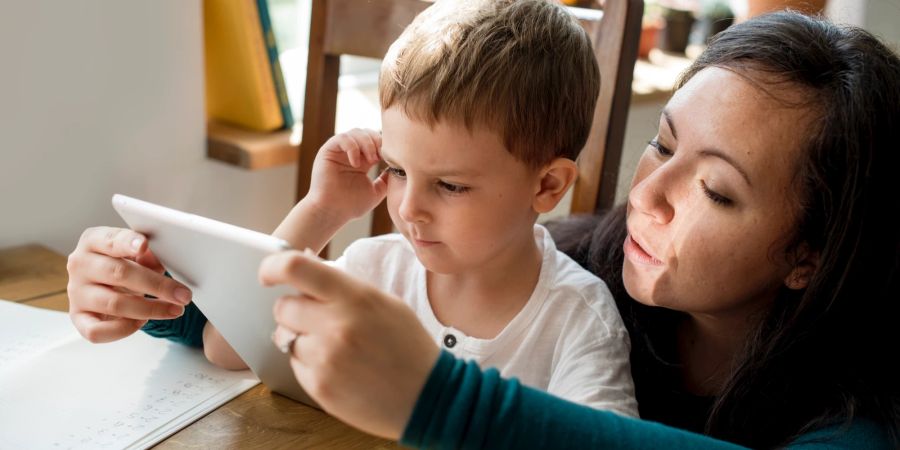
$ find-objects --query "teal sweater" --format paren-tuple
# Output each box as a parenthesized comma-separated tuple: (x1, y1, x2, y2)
(142, 301, 206, 348)
(401, 351, 892, 449)
(143, 312, 891, 449)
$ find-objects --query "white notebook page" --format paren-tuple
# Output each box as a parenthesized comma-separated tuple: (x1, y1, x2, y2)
(0, 300, 259, 450)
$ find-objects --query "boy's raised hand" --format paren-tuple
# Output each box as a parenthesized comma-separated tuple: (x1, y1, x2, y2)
(305, 129, 389, 222)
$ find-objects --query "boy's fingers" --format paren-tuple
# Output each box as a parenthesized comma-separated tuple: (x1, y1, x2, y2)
(372, 170, 389, 200)
(372, 130, 382, 148)
(337, 134, 363, 168)
(260, 251, 365, 304)
(79, 227, 148, 259)
(350, 128, 379, 164)
(363, 133, 379, 164)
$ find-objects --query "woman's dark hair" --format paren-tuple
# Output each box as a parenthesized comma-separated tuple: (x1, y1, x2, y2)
(552, 11, 900, 449)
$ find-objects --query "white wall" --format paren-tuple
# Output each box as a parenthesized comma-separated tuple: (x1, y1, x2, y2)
(0, 0, 297, 255)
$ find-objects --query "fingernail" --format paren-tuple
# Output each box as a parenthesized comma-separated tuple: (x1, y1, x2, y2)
(174, 287, 192, 304)
(169, 304, 184, 316)
(131, 238, 143, 252)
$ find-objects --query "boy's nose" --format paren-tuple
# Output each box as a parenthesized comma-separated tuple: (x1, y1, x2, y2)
(398, 186, 430, 224)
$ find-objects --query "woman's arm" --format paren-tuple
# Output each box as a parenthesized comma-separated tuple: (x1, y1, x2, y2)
(402, 351, 746, 450)
(404, 352, 890, 449)
(263, 252, 888, 449)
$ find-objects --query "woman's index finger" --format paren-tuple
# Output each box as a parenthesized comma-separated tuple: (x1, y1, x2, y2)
(259, 250, 364, 304)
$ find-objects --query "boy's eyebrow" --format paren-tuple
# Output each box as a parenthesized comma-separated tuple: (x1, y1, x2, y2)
(381, 148, 482, 178)
(380, 150, 399, 167)
(662, 109, 752, 187)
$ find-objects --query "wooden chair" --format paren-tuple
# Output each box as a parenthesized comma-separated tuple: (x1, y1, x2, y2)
(296, 0, 643, 237)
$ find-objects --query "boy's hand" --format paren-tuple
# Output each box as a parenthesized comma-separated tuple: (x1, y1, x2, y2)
(67, 227, 191, 343)
(306, 129, 389, 222)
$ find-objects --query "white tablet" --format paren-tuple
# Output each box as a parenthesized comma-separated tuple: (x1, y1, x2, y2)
(112, 194, 317, 407)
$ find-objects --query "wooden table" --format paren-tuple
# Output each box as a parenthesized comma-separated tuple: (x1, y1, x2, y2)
(0, 244, 399, 449)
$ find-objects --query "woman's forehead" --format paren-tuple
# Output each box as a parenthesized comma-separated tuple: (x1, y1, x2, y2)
(664, 67, 814, 180)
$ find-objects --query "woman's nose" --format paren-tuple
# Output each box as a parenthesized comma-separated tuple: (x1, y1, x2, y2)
(628, 166, 675, 224)
(398, 185, 430, 224)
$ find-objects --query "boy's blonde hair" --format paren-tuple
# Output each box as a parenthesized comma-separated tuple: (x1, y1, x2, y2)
(380, 0, 600, 168)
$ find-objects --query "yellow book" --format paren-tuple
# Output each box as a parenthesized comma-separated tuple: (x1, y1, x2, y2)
(205, 0, 283, 132)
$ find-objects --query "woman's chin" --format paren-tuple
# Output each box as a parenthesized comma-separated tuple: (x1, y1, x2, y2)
(622, 263, 666, 307)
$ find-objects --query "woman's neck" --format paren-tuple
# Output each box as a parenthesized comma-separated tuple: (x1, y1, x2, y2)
(427, 229, 543, 340)
(676, 310, 761, 397)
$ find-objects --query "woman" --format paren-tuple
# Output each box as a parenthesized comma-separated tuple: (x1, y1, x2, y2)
(262, 12, 899, 448)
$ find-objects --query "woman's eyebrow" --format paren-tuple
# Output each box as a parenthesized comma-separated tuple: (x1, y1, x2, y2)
(662, 109, 678, 140)
(699, 149, 753, 187)
(663, 108, 752, 187)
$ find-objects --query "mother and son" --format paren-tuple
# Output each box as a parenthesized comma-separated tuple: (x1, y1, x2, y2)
(66, 1, 899, 448)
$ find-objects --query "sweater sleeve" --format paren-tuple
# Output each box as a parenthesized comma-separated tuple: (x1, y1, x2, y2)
(141, 301, 207, 348)
(401, 352, 889, 450)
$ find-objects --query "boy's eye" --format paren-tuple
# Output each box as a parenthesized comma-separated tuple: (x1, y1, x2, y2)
(438, 180, 470, 194)
(649, 138, 673, 157)
(387, 167, 406, 178)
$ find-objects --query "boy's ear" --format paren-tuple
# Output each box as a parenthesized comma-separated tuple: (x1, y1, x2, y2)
(784, 248, 819, 290)
(533, 158, 578, 214)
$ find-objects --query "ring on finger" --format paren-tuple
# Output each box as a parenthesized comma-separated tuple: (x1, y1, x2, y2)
(276, 332, 299, 356)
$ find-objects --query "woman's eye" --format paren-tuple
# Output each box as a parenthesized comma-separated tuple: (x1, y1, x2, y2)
(700, 181, 733, 207)
(387, 167, 406, 178)
(438, 181, 470, 194)
(649, 139, 673, 157)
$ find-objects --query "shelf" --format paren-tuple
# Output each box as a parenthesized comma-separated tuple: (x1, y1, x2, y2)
(205, 48, 695, 171)
(206, 121, 301, 170)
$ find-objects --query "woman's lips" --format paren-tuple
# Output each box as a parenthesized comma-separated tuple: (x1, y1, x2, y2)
(624, 234, 664, 266)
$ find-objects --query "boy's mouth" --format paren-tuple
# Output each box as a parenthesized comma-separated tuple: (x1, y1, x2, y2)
(413, 237, 440, 247)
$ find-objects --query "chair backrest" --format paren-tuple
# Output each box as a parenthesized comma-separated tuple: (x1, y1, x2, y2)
(296, 0, 643, 236)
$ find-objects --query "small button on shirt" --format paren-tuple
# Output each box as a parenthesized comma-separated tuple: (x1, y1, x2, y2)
(443, 334, 457, 348)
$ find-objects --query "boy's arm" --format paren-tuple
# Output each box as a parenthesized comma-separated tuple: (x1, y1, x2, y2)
(273, 198, 353, 255)
(276, 128, 388, 254)
(201, 129, 388, 369)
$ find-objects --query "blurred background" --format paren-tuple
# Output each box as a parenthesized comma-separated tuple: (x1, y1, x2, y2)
(0, 0, 896, 258)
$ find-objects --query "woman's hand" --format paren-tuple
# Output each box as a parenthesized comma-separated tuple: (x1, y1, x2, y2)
(305, 128, 389, 223)
(261, 250, 441, 440)
(67, 227, 192, 343)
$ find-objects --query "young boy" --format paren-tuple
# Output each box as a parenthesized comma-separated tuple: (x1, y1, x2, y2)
(162, 0, 636, 415)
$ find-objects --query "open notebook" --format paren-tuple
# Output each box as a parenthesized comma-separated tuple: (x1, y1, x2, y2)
(0, 300, 259, 449)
